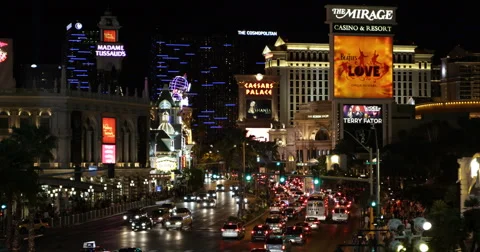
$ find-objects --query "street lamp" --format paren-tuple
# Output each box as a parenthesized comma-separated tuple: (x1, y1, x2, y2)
(129, 180, 135, 201)
(87, 185, 94, 208)
(143, 179, 149, 195)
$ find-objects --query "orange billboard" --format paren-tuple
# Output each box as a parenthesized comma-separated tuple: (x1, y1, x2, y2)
(102, 117, 116, 144)
(333, 36, 393, 98)
(103, 30, 117, 43)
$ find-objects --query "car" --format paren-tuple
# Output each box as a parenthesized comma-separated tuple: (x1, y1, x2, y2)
(235, 196, 248, 203)
(207, 190, 217, 199)
(81, 241, 109, 251)
(196, 193, 208, 202)
(174, 207, 192, 217)
(304, 217, 320, 229)
(264, 235, 291, 252)
(265, 216, 284, 232)
(230, 185, 240, 192)
(18, 218, 50, 234)
(183, 194, 196, 202)
(149, 208, 170, 225)
(284, 208, 298, 220)
(221, 222, 245, 239)
(283, 226, 305, 245)
(251, 224, 271, 241)
(117, 248, 143, 252)
(123, 208, 146, 223)
(332, 207, 349, 223)
(164, 215, 192, 230)
(159, 203, 176, 213)
(131, 216, 153, 231)
(201, 198, 217, 208)
(216, 184, 225, 192)
(294, 222, 312, 235)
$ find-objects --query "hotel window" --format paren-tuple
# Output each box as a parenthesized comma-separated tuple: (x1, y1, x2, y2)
(39, 117, 50, 130)
(19, 111, 32, 127)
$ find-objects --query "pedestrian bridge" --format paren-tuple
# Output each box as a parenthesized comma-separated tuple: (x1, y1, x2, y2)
(38, 177, 104, 191)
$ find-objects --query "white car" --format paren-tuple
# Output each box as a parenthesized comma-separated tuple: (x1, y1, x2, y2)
(221, 222, 245, 239)
(332, 207, 349, 222)
(202, 199, 216, 208)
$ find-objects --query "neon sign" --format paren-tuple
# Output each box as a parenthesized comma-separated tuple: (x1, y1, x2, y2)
(0, 41, 8, 63)
(96, 44, 126, 57)
(244, 82, 274, 96)
(238, 30, 278, 36)
(103, 30, 117, 43)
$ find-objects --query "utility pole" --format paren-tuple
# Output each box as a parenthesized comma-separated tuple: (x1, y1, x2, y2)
(369, 147, 373, 197)
(239, 141, 246, 219)
(373, 127, 381, 217)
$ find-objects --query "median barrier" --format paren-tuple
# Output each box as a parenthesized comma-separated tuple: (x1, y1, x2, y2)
(48, 197, 173, 228)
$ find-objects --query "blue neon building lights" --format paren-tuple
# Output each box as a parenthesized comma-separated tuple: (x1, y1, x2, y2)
(64, 23, 98, 90)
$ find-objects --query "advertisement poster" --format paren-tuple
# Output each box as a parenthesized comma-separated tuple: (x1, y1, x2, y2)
(343, 105, 382, 124)
(333, 36, 393, 98)
(0, 39, 14, 89)
(102, 117, 116, 144)
(246, 100, 272, 119)
(102, 144, 116, 164)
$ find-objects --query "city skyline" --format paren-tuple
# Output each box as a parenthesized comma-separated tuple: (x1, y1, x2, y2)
(2, 1, 479, 88)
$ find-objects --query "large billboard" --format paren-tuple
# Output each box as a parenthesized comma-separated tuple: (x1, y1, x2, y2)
(246, 100, 272, 119)
(333, 36, 393, 99)
(102, 118, 116, 144)
(343, 105, 382, 124)
(0, 39, 14, 89)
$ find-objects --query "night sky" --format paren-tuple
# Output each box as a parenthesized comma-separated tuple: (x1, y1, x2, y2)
(1, 0, 478, 88)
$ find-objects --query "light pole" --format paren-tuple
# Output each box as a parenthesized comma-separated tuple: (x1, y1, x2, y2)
(372, 126, 381, 216)
(240, 141, 246, 218)
(343, 130, 374, 197)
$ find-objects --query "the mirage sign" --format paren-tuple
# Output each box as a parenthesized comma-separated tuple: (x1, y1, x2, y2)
(325, 5, 397, 24)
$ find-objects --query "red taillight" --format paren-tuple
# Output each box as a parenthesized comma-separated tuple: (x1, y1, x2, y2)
(300, 234, 303, 238)
(221, 228, 225, 231)
(235, 228, 240, 232)
(264, 245, 267, 249)
(251, 231, 254, 234)
(305, 227, 309, 230)
(282, 245, 286, 250)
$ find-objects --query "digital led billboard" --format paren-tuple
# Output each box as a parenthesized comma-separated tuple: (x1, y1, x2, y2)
(102, 144, 116, 164)
(0, 39, 14, 89)
(246, 100, 272, 119)
(333, 36, 393, 98)
(343, 105, 382, 124)
(102, 118, 116, 144)
(103, 30, 117, 43)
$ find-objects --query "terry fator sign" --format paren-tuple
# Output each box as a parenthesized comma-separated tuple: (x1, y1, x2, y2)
(325, 5, 397, 24)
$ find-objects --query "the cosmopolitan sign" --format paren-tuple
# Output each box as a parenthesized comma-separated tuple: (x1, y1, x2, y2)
(96, 44, 126, 57)
(325, 5, 397, 24)
(238, 30, 278, 36)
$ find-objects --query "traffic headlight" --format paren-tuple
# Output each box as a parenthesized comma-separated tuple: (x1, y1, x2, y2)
(245, 173, 252, 181)
(279, 176, 286, 183)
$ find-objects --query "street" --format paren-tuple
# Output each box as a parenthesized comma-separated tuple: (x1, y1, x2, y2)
(27, 180, 360, 252)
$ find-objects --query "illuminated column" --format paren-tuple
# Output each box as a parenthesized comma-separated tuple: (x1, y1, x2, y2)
(86, 130, 92, 162)
(272, 83, 279, 121)
(123, 131, 130, 162)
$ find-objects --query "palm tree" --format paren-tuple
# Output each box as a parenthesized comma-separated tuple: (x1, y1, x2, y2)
(4, 124, 57, 251)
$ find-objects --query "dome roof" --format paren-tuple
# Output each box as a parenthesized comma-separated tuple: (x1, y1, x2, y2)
(159, 123, 175, 135)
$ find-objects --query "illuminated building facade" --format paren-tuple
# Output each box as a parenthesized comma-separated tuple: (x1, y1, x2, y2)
(63, 22, 98, 90)
(439, 46, 480, 101)
(149, 80, 194, 187)
(263, 37, 433, 126)
(149, 31, 278, 141)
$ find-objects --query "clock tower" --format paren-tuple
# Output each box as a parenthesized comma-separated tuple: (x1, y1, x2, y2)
(96, 9, 126, 94)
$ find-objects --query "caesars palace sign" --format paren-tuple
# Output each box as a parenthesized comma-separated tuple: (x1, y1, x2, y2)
(244, 83, 274, 96)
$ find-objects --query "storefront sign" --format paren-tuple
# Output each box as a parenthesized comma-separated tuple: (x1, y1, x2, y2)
(244, 83, 274, 96)
(102, 145, 116, 164)
(238, 30, 278, 36)
(102, 117, 116, 144)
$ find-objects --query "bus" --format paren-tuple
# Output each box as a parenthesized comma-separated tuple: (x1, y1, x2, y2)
(305, 195, 328, 221)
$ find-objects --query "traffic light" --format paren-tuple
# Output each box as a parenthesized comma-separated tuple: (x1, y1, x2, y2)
(1, 204, 6, 210)
(245, 173, 252, 181)
(276, 162, 281, 166)
(279, 175, 286, 183)
(370, 201, 377, 207)
(314, 177, 320, 185)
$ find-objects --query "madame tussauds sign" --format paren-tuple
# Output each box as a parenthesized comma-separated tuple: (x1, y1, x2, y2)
(325, 5, 397, 25)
